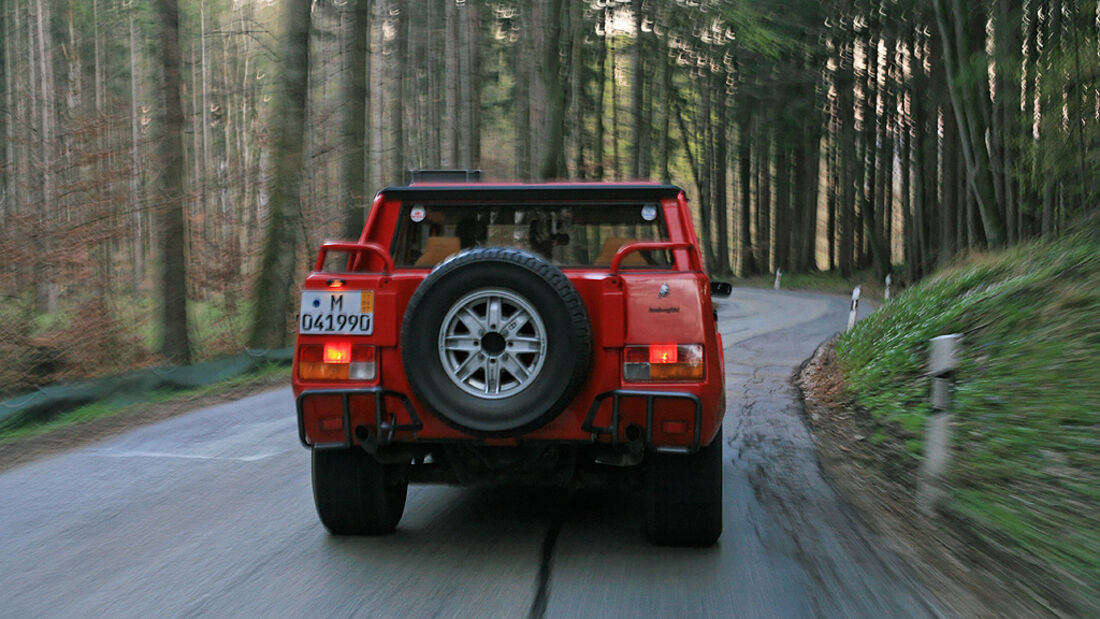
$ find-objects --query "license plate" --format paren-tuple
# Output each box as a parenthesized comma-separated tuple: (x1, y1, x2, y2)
(299, 290, 374, 335)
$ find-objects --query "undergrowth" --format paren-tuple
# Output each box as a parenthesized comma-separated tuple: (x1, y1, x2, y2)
(0, 293, 257, 398)
(0, 363, 289, 444)
(835, 225, 1099, 614)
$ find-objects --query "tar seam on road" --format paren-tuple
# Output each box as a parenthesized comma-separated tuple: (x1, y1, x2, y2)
(528, 501, 568, 619)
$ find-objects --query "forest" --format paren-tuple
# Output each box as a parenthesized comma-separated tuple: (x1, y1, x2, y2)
(1, 0, 1097, 392)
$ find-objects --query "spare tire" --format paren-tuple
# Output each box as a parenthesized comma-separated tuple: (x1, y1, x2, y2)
(401, 247, 592, 437)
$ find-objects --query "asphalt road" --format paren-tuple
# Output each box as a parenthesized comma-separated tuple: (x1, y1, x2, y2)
(0, 288, 944, 618)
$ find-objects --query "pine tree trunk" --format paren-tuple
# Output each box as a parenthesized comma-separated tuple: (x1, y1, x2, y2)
(713, 73, 730, 275)
(932, 0, 1006, 246)
(737, 109, 757, 276)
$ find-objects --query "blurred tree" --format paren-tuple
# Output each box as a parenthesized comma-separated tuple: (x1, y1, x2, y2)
(156, 0, 191, 364)
(249, 0, 311, 349)
(342, 0, 371, 239)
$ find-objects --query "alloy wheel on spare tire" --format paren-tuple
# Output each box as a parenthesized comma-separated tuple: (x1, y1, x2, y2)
(401, 247, 592, 437)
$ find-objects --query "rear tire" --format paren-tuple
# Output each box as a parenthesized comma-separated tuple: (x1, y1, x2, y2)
(312, 448, 407, 535)
(644, 428, 724, 546)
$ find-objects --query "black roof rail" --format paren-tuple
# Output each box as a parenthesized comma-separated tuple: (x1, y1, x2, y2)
(405, 169, 481, 184)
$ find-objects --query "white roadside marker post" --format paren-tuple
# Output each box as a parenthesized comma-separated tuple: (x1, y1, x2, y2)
(917, 334, 962, 516)
(774, 268, 783, 290)
(846, 285, 861, 331)
(884, 274, 892, 301)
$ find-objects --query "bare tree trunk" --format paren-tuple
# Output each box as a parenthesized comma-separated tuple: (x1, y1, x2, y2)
(458, 0, 471, 168)
(609, 29, 620, 180)
(657, 35, 671, 183)
(249, 0, 311, 349)
(129, 5, 144, 292)
(570, 3, 586, 179)
(445, 0, 459, 168)
(156, 0, 191, 364)
(34, 0, 58, 313)
(0, 3, 11, 224)
(466, 2, 481, 169)
(538, 0, 566, 180)
(342, 0, 370, 239)
(593, 9, 607, 180)
(713, 73, 731, 275)
(738, 109, 757, 276)
(630, 0, 644, 179)
(756, 135, 773, 273)
(513, 16, 531, 180)
(391, 0, 407, 182)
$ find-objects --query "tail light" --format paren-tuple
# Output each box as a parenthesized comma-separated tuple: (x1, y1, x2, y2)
(299, 342, 377, 381)
(623, 344, 704, 381)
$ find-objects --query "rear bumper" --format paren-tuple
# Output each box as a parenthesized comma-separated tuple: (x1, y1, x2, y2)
(297, 388, 707, 452)
(296, 388, 421, 449)
(582, 390, 703, 453)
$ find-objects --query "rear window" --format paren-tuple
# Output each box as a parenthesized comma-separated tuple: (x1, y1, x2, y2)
(392, 203, 671, 268)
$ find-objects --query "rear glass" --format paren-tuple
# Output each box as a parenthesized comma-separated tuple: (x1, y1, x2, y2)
(392, 203, 670, 268)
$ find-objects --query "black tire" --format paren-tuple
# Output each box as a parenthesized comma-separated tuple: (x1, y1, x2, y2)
(644, 428, 724, 546)
(312, 448, 407, 535)
(401, 247, 592, 437)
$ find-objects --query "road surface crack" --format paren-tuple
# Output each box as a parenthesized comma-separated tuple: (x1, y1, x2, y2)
(527, 493, 571, 619)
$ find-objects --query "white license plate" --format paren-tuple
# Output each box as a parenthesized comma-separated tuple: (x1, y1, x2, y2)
(299, 290, 374, 335)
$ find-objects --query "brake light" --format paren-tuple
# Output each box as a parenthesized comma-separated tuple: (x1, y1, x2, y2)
(649, 344, 678, 364)
(623, 344, 703, 381)
(299, 343, 377, 381)
(323, 341, 352, 364)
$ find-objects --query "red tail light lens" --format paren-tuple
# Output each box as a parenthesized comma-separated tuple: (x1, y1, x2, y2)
(649, 344, 678, 364)
(300, 343, 377, 381)
(623, 344, 704, 381)
(323, 341, 352, 364)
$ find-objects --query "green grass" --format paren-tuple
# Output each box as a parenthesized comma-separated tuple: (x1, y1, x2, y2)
(835, 227, 1100, 613)
(0, 363, 290, 444)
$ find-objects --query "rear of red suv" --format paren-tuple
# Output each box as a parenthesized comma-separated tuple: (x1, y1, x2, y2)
(294, 182, 728, 545)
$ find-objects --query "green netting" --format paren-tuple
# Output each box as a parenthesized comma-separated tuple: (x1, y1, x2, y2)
(0, 349, 293, 432)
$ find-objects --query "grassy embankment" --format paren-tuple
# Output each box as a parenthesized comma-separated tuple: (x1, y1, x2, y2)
(835, 228, 1098, 613)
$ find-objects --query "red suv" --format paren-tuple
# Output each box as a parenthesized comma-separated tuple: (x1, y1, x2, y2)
(294, 180, 729, 546)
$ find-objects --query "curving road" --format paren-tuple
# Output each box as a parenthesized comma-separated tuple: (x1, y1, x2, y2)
(0, 288, 944, 618)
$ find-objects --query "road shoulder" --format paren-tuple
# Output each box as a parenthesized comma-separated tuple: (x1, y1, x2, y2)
(798, 339, 1053, 618)
(0, 373, 289, 474)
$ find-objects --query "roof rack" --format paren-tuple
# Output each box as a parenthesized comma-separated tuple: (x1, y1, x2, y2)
(405, 169, 481, 184)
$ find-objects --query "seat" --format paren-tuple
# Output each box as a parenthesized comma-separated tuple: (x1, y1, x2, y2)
(593, 237, 646, 267)
(414, 236, 461, 267)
